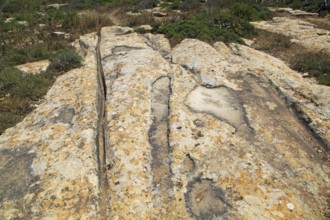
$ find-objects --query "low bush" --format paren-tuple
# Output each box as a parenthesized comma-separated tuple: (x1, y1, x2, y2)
(156, 13, 256, 45)
(49, 49, 81, 72)
(229, 3, 273, 21)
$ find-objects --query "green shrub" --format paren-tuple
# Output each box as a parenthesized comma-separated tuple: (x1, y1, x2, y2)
(290, 0, 305, 9)
(212, 13, 256, 38)
(171, 0, 181, 9)
(180, 0, 201, 11)
(230, 2, 272, 21)
(2, 0, 23, 13)
(49, 49, 81, 72)
(156, 14, 255, 45)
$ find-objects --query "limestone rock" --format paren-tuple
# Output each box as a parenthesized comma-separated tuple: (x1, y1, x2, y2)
(15, 60, 50, 75)
(269, 7, 318, 16)
(0, 33, 101, 219)
(153, 11, 167, 17)
(4, 17, 15, 23)
(51, 31, 70, 40)
(251, 17, 330, 55)
(17, 21, 29, 26)
(137, 24, 153, 31)
(0, 26, 329, 220)
(46, 3, 68, 10)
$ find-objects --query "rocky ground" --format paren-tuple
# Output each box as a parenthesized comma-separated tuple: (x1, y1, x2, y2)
(0, 17, 329, 219)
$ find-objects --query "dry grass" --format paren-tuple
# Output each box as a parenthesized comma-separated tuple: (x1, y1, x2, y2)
(253, 30, 330, 86)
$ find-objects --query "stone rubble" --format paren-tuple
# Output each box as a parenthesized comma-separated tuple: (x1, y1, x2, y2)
(0, 25, 329, 219)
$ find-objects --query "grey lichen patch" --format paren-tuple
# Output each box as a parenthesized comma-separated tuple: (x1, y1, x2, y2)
(53, 106, 75, 124)
(185, 86, 245, 129)
(185, 179, 229, 219)
(0, 150, 35, 202)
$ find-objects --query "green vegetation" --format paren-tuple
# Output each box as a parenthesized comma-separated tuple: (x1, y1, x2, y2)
(0, 0, 88, 134)
(230, 3, 272, 21)
(156, 14, 256, 45)
(155, 2, 267, 45)
(0, 66, 51, 134)
(0, 47, 81, 134)
(49, 49, 81, 72)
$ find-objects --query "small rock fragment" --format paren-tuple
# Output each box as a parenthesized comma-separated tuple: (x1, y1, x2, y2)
(287, 203, 294, 211)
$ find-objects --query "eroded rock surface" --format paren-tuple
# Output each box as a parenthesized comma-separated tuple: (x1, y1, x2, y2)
(0, 33, 101, 219)
(0, 26, 329, 219)
(252, 17, 330, 55)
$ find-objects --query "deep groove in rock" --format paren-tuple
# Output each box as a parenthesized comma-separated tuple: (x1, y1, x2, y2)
(96, 31, 108, 220)
(149, 76, 173, 198)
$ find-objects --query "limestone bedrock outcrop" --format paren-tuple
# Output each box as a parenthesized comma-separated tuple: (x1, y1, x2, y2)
(251, 17, 330, 55)
(15, 60, 50, 75)
(0, 26, 329, 219)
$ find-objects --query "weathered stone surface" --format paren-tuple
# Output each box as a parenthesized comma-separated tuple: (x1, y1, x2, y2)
(100, 26, 178, 219)
(0, 33, 101, 219)
(144, 33, 171, 56)
(169, 39, 329, 219)
(15, 60, 50, 75)
(228, 43, 330, 148)
(0, 24, 329, 220)
(251, 17, 330, 55)
(268, 7, 319, 16)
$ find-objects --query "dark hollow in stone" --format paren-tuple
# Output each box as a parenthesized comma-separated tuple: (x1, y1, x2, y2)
(185, 178, 229, 220)
(193, 119, 205, 128)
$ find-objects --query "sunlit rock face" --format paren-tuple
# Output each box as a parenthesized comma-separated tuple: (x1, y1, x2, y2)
(251, 17, 330, 55)
(0, 26, 329, 219)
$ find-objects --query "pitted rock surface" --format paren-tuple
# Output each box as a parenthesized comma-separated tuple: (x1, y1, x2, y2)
(0, 25, 329, 219)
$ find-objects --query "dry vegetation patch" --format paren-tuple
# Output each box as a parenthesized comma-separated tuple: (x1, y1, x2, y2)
(253, 30, 330, 86)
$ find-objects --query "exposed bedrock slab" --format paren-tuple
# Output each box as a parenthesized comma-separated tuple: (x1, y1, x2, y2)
(170, 40, 329, 219)
(228, 43, 330, 148)
(0, 26, 329, 220)
(251, 17, 330, 55)
(0, 33, 101, 219)
(100, 27, 179, 219)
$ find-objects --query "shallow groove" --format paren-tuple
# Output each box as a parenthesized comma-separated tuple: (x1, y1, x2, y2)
(149, 76, 173, 196)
